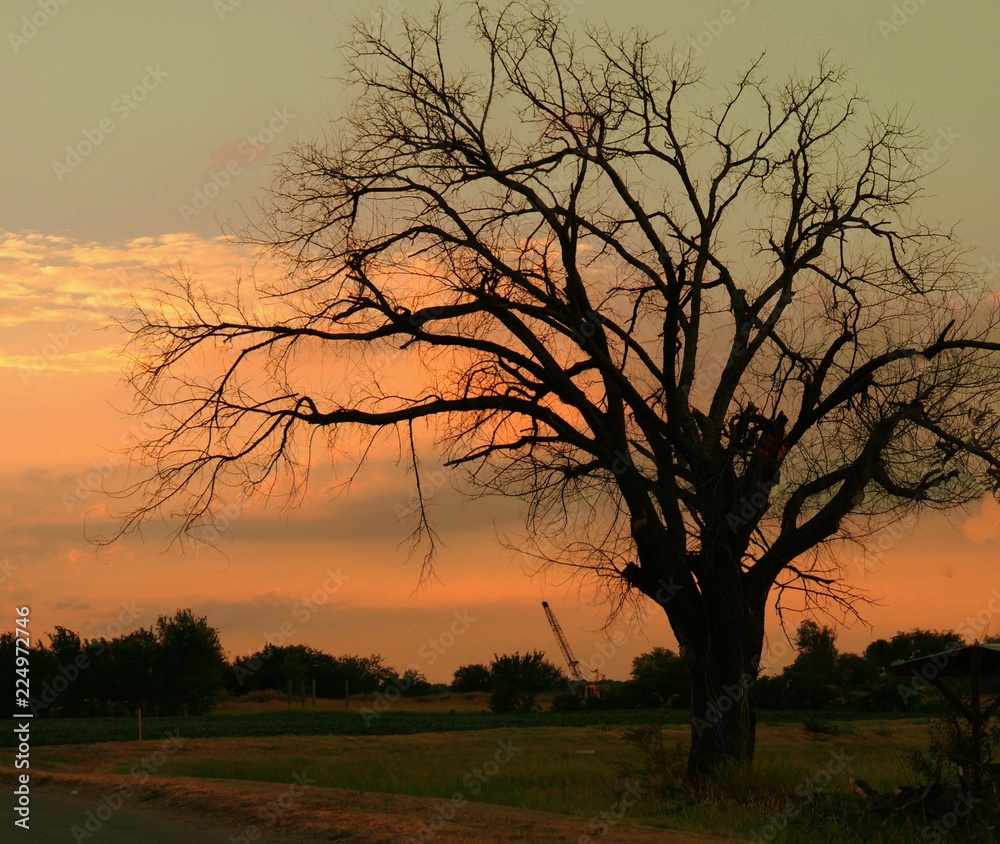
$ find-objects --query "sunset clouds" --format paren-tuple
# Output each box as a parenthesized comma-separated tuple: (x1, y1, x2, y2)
(4, 220, 1000, 679)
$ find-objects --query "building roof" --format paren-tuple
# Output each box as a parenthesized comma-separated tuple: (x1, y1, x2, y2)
(890, 643, 1000, 678)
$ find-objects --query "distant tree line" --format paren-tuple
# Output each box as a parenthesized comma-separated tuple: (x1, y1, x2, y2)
(1, 609, 226, 717)
(456, 624, 994, 715)
(227, 644, 401, 698)
(2, 608, 987, 717)
(577, 622, 987, 714)
(754, 621, 987, 713)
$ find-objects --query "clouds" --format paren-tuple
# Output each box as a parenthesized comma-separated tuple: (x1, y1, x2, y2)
(54, 599, 90, 611)
(963, 495, 1000, 544)
(0, 228, 269, 330)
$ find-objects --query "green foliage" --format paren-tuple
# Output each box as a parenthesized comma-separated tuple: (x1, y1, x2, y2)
(550, 690, 582, 712)
(25, 713, 997, 841)
(780, 620, 839, 709)
(489, 651, 565, 693)
(616, 710, 690, 802)
(10, 611, 227, 718)
(864, 629, 965, 678)
(154, 609, 228, 715)
(755, 623, 966, 713)
(451, 663, 492, 692)
(907, 707, 1000, 785)
(488, 683, 537, 713)
(628, 647, 689, 707)
(485, 650, 565, 713)
(392, 667, 433, 697)
(228, 645, 392, 697)
(0, 707, 916, 749)
(106, 628, 158, 715)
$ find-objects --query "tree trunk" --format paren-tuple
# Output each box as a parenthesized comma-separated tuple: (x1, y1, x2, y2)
(686, 641, 759, 779)
(678, 596, 765, 780)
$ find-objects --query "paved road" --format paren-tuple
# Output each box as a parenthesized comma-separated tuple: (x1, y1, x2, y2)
(22, 790, 253, 843)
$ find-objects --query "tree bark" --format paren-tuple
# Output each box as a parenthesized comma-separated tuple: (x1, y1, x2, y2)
(676, 592, 765, 780)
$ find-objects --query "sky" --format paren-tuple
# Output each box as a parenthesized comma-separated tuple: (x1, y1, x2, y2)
(2, 0, 1000, 683)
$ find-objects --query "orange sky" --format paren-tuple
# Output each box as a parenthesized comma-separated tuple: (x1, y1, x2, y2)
(2, 232, 999, 682)
(3, 1, 1000, 684)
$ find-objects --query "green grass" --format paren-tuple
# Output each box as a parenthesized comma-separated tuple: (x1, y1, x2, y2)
(23, 719, 946, 843)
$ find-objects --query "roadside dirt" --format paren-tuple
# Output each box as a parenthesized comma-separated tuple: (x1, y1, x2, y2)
(12, 770, 746, 843)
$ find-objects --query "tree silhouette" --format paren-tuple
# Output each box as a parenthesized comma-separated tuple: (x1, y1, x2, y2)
(452, 663, 492, 692)
(154, 609, 226, 716)
(780, 620, 839, 709)
(629, 647, 689, 708)
(106, 4, 1000, 777)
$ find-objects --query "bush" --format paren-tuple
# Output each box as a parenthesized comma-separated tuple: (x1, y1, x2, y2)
(489, 651, 564, 692)
(488, 684, 536, 713)
(451, 664, 492, 692)
(628, 647, 688, 708)
(551, 691, 581, 712)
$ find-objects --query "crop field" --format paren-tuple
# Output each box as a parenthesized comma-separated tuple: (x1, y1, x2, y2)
(0, 702, 921, 748)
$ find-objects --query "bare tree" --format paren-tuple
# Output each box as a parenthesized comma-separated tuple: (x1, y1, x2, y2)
(107, 3, 1000, 777)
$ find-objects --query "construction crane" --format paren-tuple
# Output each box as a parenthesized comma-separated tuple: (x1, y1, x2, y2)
(541, 601, 585, 683)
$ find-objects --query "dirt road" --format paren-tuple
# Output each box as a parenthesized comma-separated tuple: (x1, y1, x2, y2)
(8, 772, 743, 843)
(24, 790, 248, 843)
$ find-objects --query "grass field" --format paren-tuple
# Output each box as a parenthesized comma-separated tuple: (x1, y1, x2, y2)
(22, 720, 940, 842)
(9, 694, 993, 844)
